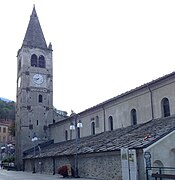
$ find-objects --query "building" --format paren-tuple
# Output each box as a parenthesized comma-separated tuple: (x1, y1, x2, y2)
(15, 5, 54, 170)
(24, 116, 175, 180)
(16, 6, 175, 180)
(49, 71, 175, 143)
(0, 120, 14, 145)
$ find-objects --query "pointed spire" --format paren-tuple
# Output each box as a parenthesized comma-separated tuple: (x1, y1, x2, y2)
(22, 5, 47, 49)
(48, 42, 52, 50)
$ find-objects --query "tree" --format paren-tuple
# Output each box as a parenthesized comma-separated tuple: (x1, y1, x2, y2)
(9, 121, 15, 137)
(0, 99, 15, 120)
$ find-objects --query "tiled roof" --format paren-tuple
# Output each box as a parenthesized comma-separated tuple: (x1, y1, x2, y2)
(22, 6, 47, 49)
(24, 115, 175, 159)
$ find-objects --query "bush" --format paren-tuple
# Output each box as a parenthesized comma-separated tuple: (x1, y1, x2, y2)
(2, 157, 15, 163)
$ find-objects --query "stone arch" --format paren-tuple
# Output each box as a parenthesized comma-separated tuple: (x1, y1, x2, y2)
(153, 160, 164, 167)
(153, 160, 164, 174)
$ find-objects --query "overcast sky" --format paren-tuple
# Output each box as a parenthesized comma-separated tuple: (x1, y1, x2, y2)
(1, 0, 175, 115)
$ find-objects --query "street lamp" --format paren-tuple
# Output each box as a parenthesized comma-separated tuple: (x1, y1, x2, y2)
(31, 133, 38, 173)
(70, 113, 83, 178)
(0, 146, 5, 167)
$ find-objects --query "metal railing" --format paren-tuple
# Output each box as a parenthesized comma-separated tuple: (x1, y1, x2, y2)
(146, 166, 175, 180)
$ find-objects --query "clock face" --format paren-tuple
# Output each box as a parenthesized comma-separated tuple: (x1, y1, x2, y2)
(33, 74, 44, 85)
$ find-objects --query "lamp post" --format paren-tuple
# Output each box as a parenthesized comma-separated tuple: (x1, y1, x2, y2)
(0, 146, 5, 168)
(70, 113, 83, 178)
(31, 133, 38, 173)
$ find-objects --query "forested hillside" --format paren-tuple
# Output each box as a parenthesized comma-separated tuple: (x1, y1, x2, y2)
(0, 99, 15, 120)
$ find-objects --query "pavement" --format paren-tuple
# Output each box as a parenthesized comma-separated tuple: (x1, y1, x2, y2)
(0, 169, 96, 180)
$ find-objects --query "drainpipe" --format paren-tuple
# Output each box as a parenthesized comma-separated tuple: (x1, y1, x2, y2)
(147, 86, 154, 120)
(102, 106, 106, 132)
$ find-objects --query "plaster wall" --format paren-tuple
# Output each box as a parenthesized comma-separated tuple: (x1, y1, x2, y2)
(144, 130, 175, 167)
(50, 77, 175, 143)
(152, 81, 175, 119)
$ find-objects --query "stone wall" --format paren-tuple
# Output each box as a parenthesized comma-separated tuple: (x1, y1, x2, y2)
(78, 151, 122, 180)
(24, 151, 122, 180)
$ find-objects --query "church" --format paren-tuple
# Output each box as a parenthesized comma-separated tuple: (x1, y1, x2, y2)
(15, 6, 175, 180)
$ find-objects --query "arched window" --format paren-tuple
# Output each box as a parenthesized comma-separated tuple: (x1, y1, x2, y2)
(39, 94, 43, 103)
(108, 116, 113, 131)
(31, 54, 37, 67)
(39, 55, 45, 68)
(161, 98, 170, 117)
(152, 160, 164, 174)
(131, 109, 137, 125)
(91, 122, 95, 135)
(65, 130, 68, 141)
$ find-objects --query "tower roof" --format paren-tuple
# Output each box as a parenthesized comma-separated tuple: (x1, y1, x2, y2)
(22, 6, 47, 49)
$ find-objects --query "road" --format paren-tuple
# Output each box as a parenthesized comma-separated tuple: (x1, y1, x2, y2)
(0, 169, 96, 180)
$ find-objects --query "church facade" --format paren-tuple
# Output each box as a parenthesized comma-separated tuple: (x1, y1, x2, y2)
(16, 6, 175, 179)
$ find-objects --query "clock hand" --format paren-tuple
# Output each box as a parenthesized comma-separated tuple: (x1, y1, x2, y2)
(34, 77, 39, 81)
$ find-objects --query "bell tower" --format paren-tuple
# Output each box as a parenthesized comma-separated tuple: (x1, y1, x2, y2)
(15, 6, 53, 170)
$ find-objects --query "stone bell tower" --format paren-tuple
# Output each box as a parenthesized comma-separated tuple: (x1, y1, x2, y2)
(15, 5, 53, 170)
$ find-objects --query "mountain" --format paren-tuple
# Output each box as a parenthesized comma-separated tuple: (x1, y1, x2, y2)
(0, 98, 15, 120)
(0, 97, 13, 102)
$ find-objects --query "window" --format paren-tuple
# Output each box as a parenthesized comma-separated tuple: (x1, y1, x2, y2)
(29, 124, 33, 130)
(0, 127, 1, 132)
(17, 77, 21, 88)
(31, 54, 46, 68)
(131, 109, 137, 125)
(39, 94, 43, 103)
(65, 130, 68, 141)
(27, 106, 31, 110)
(161, 98, 170, 117)
(3, 136, 6, 143)
(31, 54, 37, 67)
(37, 120, 38, 126)
(3, 127, 6, 133)
(39, 55, 45, 68)
(91, 122, 95, 135)
(108, 116, 113, 131)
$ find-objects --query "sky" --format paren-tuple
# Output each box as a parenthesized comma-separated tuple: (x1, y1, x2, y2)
(1, 0, 175, 115)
